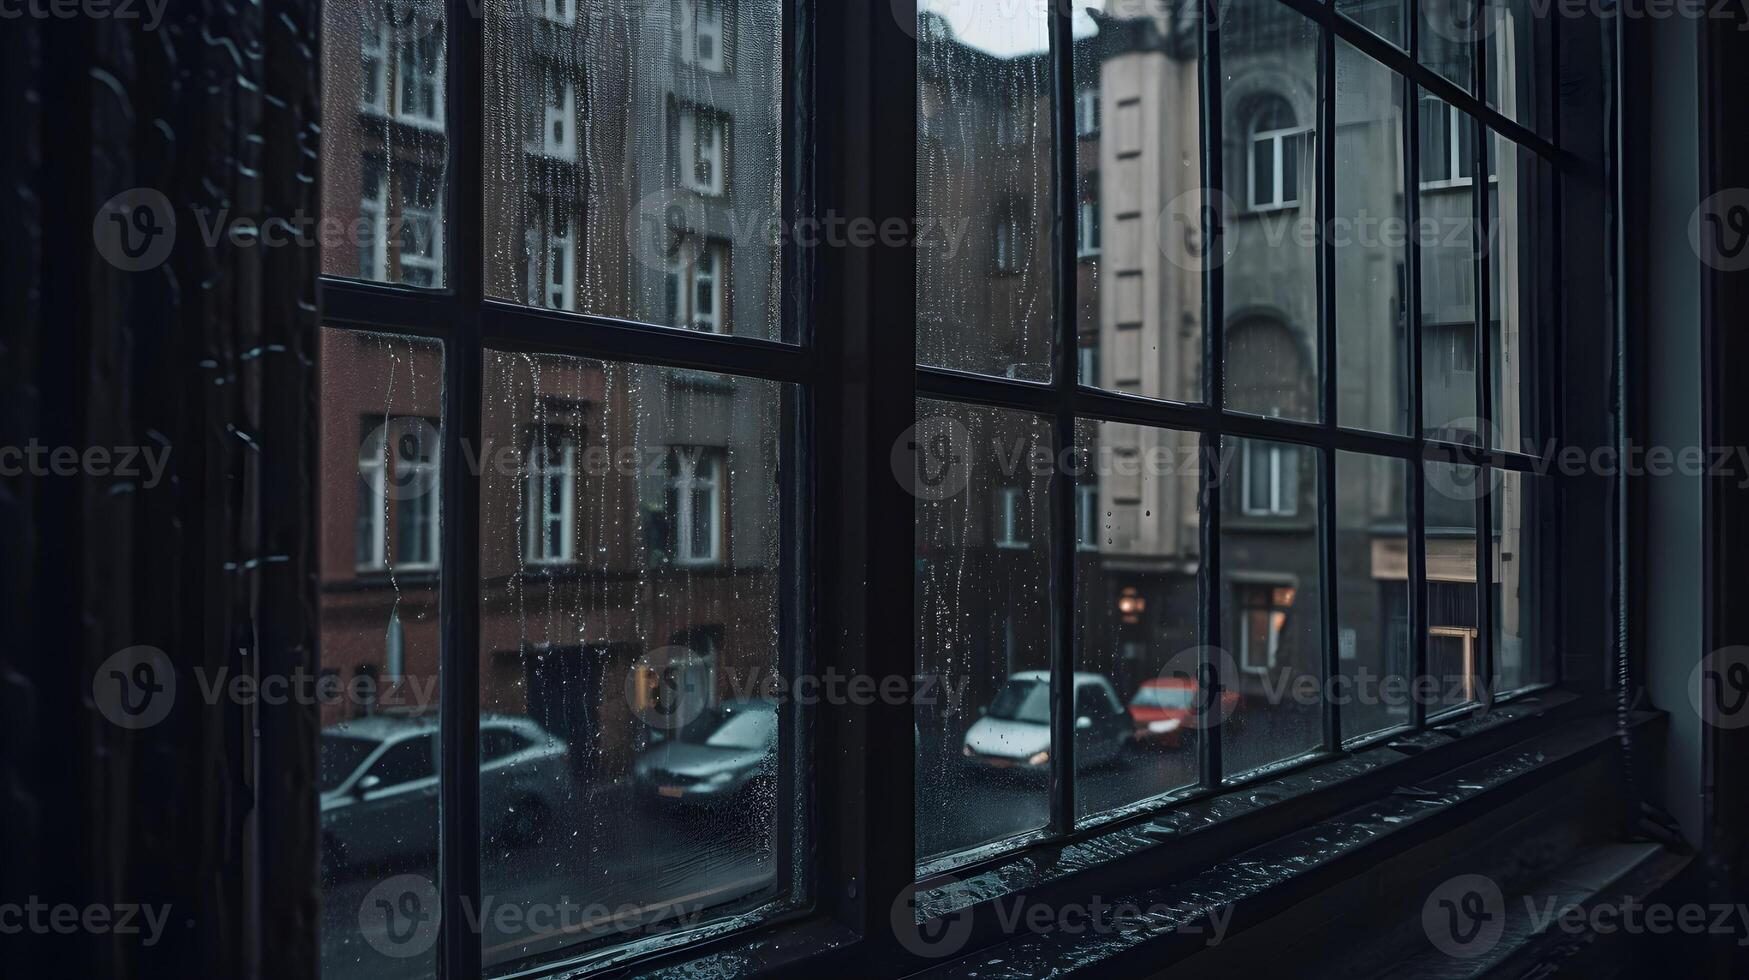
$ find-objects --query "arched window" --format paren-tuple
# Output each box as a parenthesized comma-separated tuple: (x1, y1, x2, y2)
(1248, 96, 1306, 209)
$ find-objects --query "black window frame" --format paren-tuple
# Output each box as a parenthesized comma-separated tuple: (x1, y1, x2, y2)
(312, 0, 1584, 976)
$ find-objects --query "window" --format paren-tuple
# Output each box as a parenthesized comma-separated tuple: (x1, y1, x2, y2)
(539, 75, 575, 159)
(1077, 181, 1100, 258)
(676, 104, 728, 195)
(540, 0, 573, 25)
(1076, 483, 1098, 551)
(1238, 584, 1296, 675)
(994, 198, 1026, 275)
(995, 486, 1030, 549)
(1075, 86, 1099, 137)
(360, 6, 387, 113)
(671, 448, 723, 565)
(667, 237, 728, 332)
(398, 169, 443, 288)
(1417, 95, 1495, 187)
(524, 433, 576, 564)
(357, 157, 387, 280)
(1241, 438, 1302, 517)
(1248, 96, 1307, 209)
(356, 416, 440, 572)
(530, 206, 576, 311)
(676, 0, 728, 73)
(397, 28, 443, 125)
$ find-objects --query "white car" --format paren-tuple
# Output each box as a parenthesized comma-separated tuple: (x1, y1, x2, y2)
(319, 713, 571, 871)
(961, 671, 1132, 772)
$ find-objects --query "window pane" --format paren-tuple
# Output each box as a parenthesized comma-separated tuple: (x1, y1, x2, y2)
(1419, 0, 1475, 90)
(318, 329, 445, 979)
(1335, 43, 1409, 435)
(1335, 452, 1411, 740)
(1074, 420, 1201, 821)
(1073, 7, 1204, 402)
(1338, 0, 1404, 48)
(1223, 0, 1320, 420)
(1424, 461, 1483, 712)
(1494, 471, 1552, 691)
(1222, 438, 1324, 779)
(484, 1, 785, 340)
(1490, 135, 1551, 453)
(1419, 101, 1479, 443)
(916, 399, 1054, 867)
(321, 5, 450, 288)
(479, 352, 793, 972)
(917, 4, 1055, 381)
(1486, 0, 1543, 130)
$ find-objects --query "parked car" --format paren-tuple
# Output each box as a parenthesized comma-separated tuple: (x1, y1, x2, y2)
(1127, 677, 1243, 747)
(960, 671, 1132, 771)
(633, 698, 778, 806)
(320, 713, 570, 871)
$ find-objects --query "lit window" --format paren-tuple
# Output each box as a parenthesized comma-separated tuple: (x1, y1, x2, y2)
(1238, 584, 1297, 675)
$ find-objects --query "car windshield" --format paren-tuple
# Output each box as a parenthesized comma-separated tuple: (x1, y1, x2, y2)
(320, 733, 378, 791)
(987, 680, 1051, 724)
(703, 707, 777, 750)
(1131, 685, 1196, 710)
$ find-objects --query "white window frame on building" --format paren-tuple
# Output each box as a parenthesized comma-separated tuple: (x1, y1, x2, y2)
(1076, 483, 1098, 552)
(357, 418, 441, 573)
(673, 449, 723, 566)
(1077, 182, 1100, 258)
(668, 237, 728, 333)
(358, 158, 389, 281)
(995, 486, 1030, 550)
(678, 105, 728, 196)
(1075, 86, 1099, 138)
(541, 0, 574, 25)
(1241, 439, 1301, 517)
(1248, 98, 1307, 210)
(677, 0, 728, 73)
(525, 434, 577, 565)
(543, 76, 577, 160)
(398, 174, 444, 288)
(395, 27, 445, 127)
(359, 8, 388, 114)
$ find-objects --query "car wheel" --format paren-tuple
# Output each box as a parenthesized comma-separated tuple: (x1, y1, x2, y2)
(501, 797, 550, 847)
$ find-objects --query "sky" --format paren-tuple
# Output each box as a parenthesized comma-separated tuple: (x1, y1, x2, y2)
(918, 0, 1108, 57)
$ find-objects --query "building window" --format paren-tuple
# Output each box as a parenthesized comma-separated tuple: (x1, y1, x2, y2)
(1248, 96, 1307, 209)
(1242, 438, 1301, 517)
(398, 169, 443, 288)
(677, 0, 728, 73)
(396, 28, 443, 125)
(541, 0, 574, 24)
(1078, 340, 1097, 386)
(1076, 484, 1099, 551)
(1075, 86, 1099, 137)
(1078, 181, 1100, 258)
(672, 449, 723, 565)
(542, 76, 576, 159)
(1238, 584, 1297, 675)
(668, 237, 728, 333)
(359, 7, 387, 113)
(995, 486, 1030, 549)
(356, 417, 440, 572)
(529, 205, 576, 311)
(357, 157, 388, 281)
(676, 104, 728, 196)
(525, 434, 576, 565)
(994, 198, 1026, 275)
(1417, 95, 1495, 186)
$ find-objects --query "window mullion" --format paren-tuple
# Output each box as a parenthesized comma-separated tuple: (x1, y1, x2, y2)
(1200, 13, 1226, 790)
(1047, 0, 1079, 835)
(1319, 20, 1341, 751)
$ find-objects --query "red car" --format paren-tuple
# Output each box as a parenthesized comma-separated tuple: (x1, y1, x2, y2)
(1126, 678, 1243, 746)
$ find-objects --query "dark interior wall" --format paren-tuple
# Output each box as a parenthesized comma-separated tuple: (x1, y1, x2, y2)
(0, 3, 321, 977)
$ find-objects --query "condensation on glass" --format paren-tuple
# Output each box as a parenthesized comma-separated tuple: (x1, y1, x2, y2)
(915, 398, 1054, 869)
(1335, 41, 1409, 436)
(1418, 95, 1480, 443)
(1494, 470, 1551, 692)
(1221, 437, 1324, 780)
(1074, 419, 1201, 821)
(1419, 0, 1475, 90)
(478, 350, 791, 974)
(1071, 6, 1203, 404)
(1335, 452, 1411, 741)
(320, 2, 450, 288)
(317, 328, 445, 980)
(483, 0, 785, 340)
(916, 2, 1055, 381)
(1222, 0, 1321, 421)
(1424, 460, 1483, 713)
(1490, 135, 1550, 453)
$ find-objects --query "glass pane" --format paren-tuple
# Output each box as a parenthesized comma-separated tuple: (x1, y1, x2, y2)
(1494, 471, 1551, 691)
(1486, 0, 1541, 129)
(1424, 460, 1483, 712)
(479, 352, 793, 973)
(1223, 0, 1320, 421)
(1490, 135, 1551, 453)
(1335, 43, 1409, 435)
(1335, 452, 1411, 740)
(1338, 0, 1404, 48)
(1221, 438, 1324, 779)
(321, 4, 449, 288)
(318, 329, 445, 979)
(1419, 0, 1475, 90)
(917, 3, 1055, 380)
(915, 398, 1055, 867)
(1073, 6, 1204, 402)
(483, 1, 785, 340)
(1419, 100, 1479, 443)
(1074, 420, 1202, 821)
